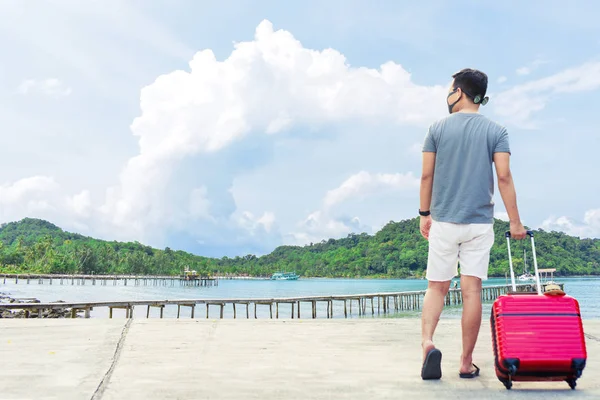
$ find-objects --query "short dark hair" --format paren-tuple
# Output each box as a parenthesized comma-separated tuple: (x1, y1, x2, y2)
(452, 68, 488, 101)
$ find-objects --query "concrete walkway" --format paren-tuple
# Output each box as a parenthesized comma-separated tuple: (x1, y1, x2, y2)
(0, 319, 598, 400)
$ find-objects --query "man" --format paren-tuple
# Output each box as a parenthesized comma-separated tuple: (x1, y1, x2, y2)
(418, 68, 527, 380)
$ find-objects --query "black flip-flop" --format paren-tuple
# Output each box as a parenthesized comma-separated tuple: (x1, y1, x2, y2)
(459, 364, 480, 379)
(421, 348, 442, 380)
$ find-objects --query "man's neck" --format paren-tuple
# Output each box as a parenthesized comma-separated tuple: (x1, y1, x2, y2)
(457, 107, 480, 114)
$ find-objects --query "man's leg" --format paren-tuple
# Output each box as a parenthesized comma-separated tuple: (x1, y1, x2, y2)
(456, 223, 494, 375)
(459, 275, 482, 374)
(420, 220, 459, 379)
(422, 280, 451, 359)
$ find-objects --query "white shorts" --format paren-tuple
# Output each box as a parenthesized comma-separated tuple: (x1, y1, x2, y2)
(426, 220, 495, 281)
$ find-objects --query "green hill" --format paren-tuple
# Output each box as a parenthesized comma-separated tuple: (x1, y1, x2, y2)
(0, 217, 598, 278)
(0, 218, 85, 245)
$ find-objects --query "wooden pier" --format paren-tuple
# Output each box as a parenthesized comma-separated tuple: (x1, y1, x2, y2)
(0, 282, 563, 320)
(0, 273, 218, 287)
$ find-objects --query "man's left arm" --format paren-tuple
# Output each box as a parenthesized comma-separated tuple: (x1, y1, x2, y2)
(419, 151, 436, 239)
(420, 152, 436, 211)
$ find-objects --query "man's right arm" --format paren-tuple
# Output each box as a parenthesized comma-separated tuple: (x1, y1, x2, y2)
(493, 152, 527, 239)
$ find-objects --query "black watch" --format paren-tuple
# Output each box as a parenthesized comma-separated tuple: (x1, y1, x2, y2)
(419, 210, 430, 216)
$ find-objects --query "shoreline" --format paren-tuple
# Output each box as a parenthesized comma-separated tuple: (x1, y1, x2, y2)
(0, 292, 78, 319)
(3, 271, 600, 280)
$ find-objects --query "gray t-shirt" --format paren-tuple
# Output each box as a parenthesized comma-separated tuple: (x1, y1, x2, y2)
(422, 112, 510, 224)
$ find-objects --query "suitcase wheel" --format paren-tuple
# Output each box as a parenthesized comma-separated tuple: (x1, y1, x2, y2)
(567, 379, 577, 390)
(500, 378, 512, 390)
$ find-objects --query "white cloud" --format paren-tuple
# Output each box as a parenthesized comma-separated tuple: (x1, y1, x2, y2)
(0, 176, 91, 233)
(494, 211, 509, 221)
(258, 212, 276, 233)
(66, 190, 92, 218)
(497, 76, 508, 84)
(494, 211, 527, 225)
(188, 187, 212, 220)
(235, 211, 276, 235)
(288, 210, 367, 246)
(493, 61, 600, 128)
(288, 170, 418, 245)
(0, 176, 59, 210)
(17, 79, 72, 98)
(516, 58, 549, 76)
(323, 171, 419, 209)
(541, 209, 600, 238)
(95, 19, 444, 243)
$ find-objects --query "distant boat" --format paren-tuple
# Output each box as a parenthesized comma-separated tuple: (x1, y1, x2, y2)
(517, 272, 535, 282)
(517, 249, 535, 282)
(270, 272, 299, 280)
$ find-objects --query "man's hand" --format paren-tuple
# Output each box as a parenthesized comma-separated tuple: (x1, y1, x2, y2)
(420, 215, 432, 240)
(510, 221, 527, 240)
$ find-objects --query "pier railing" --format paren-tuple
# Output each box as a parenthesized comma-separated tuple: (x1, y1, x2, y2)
(0, 283, 560, 320)
(0, 273, 217, 287)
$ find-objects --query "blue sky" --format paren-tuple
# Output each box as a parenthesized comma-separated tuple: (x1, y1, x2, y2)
(1, 0, 599, 257)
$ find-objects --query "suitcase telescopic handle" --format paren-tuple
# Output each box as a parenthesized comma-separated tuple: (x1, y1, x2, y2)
(504, 230, 542, 295)
(505, 230, 534, 238)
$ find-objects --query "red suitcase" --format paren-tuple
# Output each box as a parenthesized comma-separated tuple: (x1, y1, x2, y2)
(490, 231, 587, 390)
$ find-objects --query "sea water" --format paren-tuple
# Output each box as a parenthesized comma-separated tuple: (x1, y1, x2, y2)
(1, 276, 599, 319)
